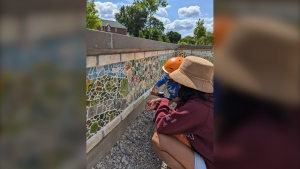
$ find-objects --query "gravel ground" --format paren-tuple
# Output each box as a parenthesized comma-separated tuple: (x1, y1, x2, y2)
(94, 110, 168, 169)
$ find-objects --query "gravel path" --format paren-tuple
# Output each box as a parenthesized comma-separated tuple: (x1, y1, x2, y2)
(94, 110, 168, 169)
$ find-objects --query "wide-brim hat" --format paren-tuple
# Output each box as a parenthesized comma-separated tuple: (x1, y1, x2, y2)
(215, 16, 300, 106)
(169, 56, 214, 93)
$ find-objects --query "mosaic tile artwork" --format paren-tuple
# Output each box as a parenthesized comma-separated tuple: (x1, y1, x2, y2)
(86, 54, 171, 140)
(86, 51, 213, 140)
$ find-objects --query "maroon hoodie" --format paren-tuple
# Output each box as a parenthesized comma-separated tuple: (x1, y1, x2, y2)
(154, 94, 214, 169)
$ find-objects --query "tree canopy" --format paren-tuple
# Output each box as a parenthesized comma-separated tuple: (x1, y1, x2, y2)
(166, 31, 181, 43)
(178, 35, 196, 45)
(194, 19, 206, 43)
(204, 32, 214, 45)
(149, 16, 165, 32)
(133, 0, 168, 16)
(86, 0, 102, 30)
(115, 5, 148, 37)
(138, 15, 165, 41)
(134, 0, 167, 39)
(178, 19, 214, 45)
(139, 27, 164, 41)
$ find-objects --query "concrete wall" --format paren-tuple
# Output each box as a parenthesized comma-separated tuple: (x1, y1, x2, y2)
(86, 29, 213, 168)
(86, 29, 212, 56)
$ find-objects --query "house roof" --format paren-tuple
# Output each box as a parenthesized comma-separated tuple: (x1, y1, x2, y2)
(102, 19, 127, 29)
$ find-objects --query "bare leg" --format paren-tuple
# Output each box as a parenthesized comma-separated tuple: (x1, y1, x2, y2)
(152, 132, 185, 169)
(152, 132, 195, 169)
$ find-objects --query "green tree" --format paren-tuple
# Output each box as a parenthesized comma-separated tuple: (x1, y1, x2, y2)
(151, 28, 164, 41)
(166, 31, 181, 43)
(204, 32, 214, 45)
(134, 0, 168, 39)
(140, 30, 168, 42)
(115, 5, 148, 37)
(86, 0, 102, 30)
(179, 35, 196, 45)
(162, 34, 170, 42)
(178, 41, 188, 45)
(198, 36, 206, 45)
(139, 16, 165, 41)
(139, 28, 148, 38)
(194, 19, 206, 45)
(149, 16, 165, 32)
(139, 30, 145, 38)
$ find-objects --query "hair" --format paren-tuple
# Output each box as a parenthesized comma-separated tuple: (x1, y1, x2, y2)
(215, 85, 291, 137)
(178, 85, 208, 102)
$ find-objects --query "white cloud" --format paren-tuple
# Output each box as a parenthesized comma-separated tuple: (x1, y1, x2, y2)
(203, 17, 214, 32)
(203, 17, 213, 23)
(165, 17, 214, 34)
(183, 32, 194, 38)
(178, 6, 200, 18)
(156, 7, 168, 17)
(116, 2, 127, 8)
(156, 5, 171, 17)
(155, 16, 171, 25)
(165, 19, 197, 31)
(95, 2, 120, 20)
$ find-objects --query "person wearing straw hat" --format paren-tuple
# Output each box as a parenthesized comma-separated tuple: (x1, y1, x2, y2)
(146, 56, 214, 169)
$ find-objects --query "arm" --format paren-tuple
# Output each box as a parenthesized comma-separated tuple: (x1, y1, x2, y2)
(155, 74, 168, 87)
(151, 74, 168, 96)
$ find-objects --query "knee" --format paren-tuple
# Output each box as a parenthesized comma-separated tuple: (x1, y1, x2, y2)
(152, 132, 159, 147)
(152, 132, 169, 150)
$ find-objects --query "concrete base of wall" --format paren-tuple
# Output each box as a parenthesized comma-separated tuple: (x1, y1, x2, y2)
(86, 95, 155, 169)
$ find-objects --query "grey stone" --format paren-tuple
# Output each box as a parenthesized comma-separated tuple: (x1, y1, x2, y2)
(96, 105, 103, 115)
(93, 111, 164, 168)
(88, 106, 98, 118)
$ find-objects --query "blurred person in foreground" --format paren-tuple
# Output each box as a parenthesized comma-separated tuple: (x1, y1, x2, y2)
(146, 56, 214, 169)
(214, 15, 300, 169)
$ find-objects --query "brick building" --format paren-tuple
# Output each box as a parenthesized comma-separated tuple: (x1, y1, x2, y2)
(99, 19, 127, 35)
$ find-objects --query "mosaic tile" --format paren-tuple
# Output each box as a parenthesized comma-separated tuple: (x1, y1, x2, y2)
(88, 106, 97, 119)
(90, 122, 98, 134)
(99, 113, 104, 120)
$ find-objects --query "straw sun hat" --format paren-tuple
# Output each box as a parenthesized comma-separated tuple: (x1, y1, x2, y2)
(169, 56, 214, 93)
(215, 16, 299, 105)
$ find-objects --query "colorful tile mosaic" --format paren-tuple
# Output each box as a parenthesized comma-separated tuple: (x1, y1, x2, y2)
(86, 51, 213, 140)
(86, 54, 171, 140)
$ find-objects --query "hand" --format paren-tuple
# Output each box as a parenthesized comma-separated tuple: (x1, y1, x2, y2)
(150, 91, 158, 96)
(145, 98, 161, 111)
(172, 97, 180, 103)
(152, 86, 158, 92)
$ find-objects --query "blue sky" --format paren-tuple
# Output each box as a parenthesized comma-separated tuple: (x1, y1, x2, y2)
(95, 0, 213, 37)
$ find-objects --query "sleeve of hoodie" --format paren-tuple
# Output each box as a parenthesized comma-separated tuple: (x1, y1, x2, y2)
(155, 74, 168, 87)
(154, 98, 209, 135)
